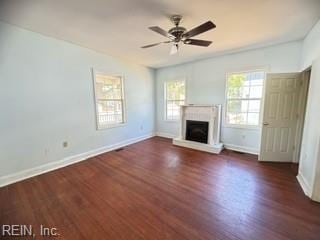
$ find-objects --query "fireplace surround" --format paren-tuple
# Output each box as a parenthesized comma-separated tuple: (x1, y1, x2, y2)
(173, 104, 223, 154)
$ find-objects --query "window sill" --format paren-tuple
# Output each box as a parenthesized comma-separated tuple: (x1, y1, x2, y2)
(97, 122, 127, 130)
(224, 124, 261, 130)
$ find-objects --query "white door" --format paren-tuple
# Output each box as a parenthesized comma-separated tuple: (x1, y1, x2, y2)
(260, 73, 301, 162)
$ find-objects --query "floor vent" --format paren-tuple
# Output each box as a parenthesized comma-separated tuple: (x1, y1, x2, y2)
(114, 148, 124, 152)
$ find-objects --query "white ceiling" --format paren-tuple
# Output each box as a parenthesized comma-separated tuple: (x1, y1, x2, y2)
(1, 0, 320, 68)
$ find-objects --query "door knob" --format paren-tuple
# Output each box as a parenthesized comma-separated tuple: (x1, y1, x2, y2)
(263, 122, 269, 126)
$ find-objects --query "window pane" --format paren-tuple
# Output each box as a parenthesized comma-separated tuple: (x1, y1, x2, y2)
(250, 72, 264, 86)
(227, 86, 251, 99)
(227, 100, 248, 113)
(241, 87, 250, 98)
(248, 113, 260, 125)
(167, 100, 184, 120)
(227, 87, 241, 98)
(250, 86, 263, 98)
(243, 78, 250, 86)
(97, 100, 123, 125)
(166, 81, 185, 100)
(96, 74, 122, 100)
(227, 74, 246, 98)
(251, 78, 263, 86)
(227, 112, 247, 125)
(248, 100, 261, 113)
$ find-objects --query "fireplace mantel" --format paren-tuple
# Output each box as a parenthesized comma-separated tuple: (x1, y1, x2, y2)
(173, 104, 223, 154)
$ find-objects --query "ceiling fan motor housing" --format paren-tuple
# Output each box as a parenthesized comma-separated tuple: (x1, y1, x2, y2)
(168, 26, 186, 41)
(169, 15, 186, 41)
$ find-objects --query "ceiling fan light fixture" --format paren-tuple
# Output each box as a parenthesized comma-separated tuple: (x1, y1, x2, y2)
(170, 44, 178, 55)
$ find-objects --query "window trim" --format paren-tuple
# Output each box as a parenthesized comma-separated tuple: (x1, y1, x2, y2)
(224, 69, 266, 129)
(92, 69, 126, 130)
(164, 79, 186, 122)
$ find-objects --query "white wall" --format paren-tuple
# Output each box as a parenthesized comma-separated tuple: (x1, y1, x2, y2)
(0, 21, 155, 182)
(298, 19, 320, 200)
(301, 20, 320, 69)
(155, 41, 302, 153)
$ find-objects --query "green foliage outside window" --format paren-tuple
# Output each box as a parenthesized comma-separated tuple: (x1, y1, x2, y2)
(227, 74, 245, 98)
(166, 81, 185, 100)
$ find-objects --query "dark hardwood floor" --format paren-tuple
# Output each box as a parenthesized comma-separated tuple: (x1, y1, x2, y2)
(1, 137, 320, 239)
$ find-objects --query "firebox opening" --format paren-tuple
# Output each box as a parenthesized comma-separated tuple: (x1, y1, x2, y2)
(185, 120, 209, 144)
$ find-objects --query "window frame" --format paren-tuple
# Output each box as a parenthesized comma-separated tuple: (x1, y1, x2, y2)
(224, 69, 266, 129)
(164, 79, 186, 122)
(92, 69, 126, 130)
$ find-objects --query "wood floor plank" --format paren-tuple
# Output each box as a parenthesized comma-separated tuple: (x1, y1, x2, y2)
(1, 137, 320, 239)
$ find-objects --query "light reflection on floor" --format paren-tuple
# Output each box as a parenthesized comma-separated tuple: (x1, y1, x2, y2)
(164, 151, 182, 169)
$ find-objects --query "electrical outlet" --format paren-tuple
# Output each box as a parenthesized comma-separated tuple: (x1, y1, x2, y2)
(63, 141, 68, 148)
(140, 125, 144, 131)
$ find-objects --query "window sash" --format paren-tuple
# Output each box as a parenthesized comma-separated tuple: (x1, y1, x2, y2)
(165, 80, 185, 120)
(226, 112, 260, 126)
(97, 100, 124, 125)
(166, 100, 185, 120)
(225, 71, 264, 127)
(93, 73, 125, 129)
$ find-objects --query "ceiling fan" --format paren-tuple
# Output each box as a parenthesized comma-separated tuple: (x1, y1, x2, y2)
(141, 15, 216, 55)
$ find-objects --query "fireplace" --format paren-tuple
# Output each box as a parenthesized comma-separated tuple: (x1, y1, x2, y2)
(172, 104, 223, 154)
(186, 120, 209, 144)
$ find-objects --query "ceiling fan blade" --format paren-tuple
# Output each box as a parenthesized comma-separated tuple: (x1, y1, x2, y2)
(149, 26, 174, 39)
(141, 41, 171, 48)
(184, 39, 212, 47)
(170, 44, 178, 55)
(141, 42, 162, 48)
(183, 21, 216, 39)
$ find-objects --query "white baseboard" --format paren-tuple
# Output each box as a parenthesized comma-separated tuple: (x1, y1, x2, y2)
(224, 143, 259, 155)
(0, 133, 155, 188)
(155, 132, 176, 139)
(296, 172, 311, 197)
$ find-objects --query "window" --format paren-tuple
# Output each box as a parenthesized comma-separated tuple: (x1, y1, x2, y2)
(225, 70, 265, 127)
(93, 72, 125, 129)
(165, 80, 186, 120)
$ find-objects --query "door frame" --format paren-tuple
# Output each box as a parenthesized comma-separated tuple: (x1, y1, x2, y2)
(293, 67, 311, 163)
